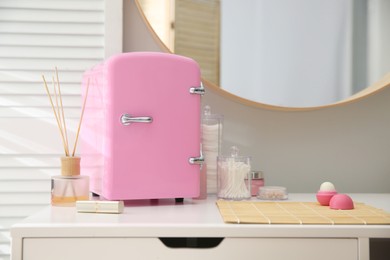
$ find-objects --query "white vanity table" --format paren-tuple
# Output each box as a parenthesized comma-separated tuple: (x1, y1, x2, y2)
(11, 194, 390, 260)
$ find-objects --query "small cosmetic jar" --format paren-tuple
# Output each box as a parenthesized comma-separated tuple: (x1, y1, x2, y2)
(257, 186, 288, 200)
(246, 171, 264, 196)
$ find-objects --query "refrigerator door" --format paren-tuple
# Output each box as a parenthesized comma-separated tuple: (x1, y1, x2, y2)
(103, 52, 202, 200)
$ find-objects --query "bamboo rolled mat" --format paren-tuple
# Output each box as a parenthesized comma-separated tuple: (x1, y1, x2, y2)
(216, 200, 390, 225)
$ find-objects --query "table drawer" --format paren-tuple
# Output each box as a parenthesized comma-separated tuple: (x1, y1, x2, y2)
(23, 237, 358, 260)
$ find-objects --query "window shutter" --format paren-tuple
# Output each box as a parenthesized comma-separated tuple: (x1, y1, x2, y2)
(0, 1, 107, 258)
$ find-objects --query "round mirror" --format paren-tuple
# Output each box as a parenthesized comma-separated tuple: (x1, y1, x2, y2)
(136, 0, 390, 108)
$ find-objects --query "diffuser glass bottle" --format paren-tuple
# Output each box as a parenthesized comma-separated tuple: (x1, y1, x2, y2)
(51, 157, 89, 206)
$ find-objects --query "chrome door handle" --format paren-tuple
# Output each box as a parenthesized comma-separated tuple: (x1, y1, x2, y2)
(120, 114, 153, 125)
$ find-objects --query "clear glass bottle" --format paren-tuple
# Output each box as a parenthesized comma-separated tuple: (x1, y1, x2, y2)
(51, 156, 89, 206)
(202, 105, 223, 195)
(217, 146, 251, 200)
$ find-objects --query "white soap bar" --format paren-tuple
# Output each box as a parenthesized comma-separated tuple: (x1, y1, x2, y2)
(76, 200, 124, 214)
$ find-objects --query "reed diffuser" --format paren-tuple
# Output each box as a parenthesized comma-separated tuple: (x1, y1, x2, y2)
(42, 68, 90, 206)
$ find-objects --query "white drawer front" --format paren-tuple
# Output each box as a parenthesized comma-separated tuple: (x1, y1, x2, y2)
(23, 237, 358, 260)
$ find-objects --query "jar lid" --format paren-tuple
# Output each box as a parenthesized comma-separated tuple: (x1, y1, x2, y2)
(251, 171, 264, 179)
(203, 105, 223, 120)
(218, 146, 251, 161)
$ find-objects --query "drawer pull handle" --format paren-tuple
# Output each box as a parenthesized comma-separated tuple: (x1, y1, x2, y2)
(159, 237, 224, 249)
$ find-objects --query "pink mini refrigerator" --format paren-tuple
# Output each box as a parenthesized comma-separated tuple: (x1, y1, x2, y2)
(80, 52, 204, 201)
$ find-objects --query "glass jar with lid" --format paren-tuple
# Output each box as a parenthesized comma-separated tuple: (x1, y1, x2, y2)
(217, 146, 251, 200)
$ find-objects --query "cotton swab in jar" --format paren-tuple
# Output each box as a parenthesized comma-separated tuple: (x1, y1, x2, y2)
(218, 158, 250, 200)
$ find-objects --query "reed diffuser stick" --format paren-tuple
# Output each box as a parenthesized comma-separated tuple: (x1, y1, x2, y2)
(72, 78, 90, 156)
(52, 76, 68, 156)
(42, 75, 68, 156)
(55, 67, 70, 156)
(43, 70, 90, 158)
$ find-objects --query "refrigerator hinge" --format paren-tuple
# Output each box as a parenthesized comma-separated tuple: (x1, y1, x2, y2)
(189, 82, 205, 95)
(188, 155, 205, 165)
(189, 145, 205, 167)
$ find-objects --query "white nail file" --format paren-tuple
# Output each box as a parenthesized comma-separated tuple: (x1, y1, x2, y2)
(76, 200, 124, 214)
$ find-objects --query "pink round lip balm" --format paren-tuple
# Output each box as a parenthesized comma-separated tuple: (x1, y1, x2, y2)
(316, 181, 337, 206)
(316, 190, 337, 206)
(329, 194, 354, 210)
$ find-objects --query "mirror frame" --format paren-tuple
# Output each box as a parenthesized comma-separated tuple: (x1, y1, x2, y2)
(134, 0, 390, 111)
